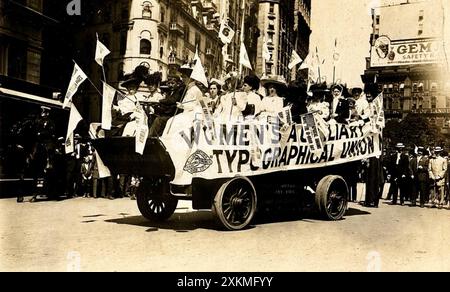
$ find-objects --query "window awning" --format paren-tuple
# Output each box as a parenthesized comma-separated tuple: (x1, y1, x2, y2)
(0, 87, 66, 110)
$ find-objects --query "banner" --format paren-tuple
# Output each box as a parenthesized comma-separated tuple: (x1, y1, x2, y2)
(63, 63, 88, 108)
(239, 43, 252, 70)
(94, 151, 111, 178)
(101, 82, 116, 130)
(370, 36, 444, 67)
(288, 50, 302, 70)
(95, 33, 111, 66)
(135, 106, 149, 155)
(161, 119, 383, 184)
(219, 19, 235, 44)
(65, 103, 83, 154)
(301, 112, 323, 153)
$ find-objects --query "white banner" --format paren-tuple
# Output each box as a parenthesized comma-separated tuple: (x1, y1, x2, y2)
(101, 82, 116, 130)
(135, 107, 149, 155)
(65, 103, 83, 154)
(63, 63, 88, 109)
(161, 120, 383, 184)
(95, 34, 111, 66)
(370, 36, 444, 67)
(94, 151, 111, 178)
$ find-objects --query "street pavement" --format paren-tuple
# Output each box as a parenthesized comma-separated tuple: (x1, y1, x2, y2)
(1, 191, 449, 272)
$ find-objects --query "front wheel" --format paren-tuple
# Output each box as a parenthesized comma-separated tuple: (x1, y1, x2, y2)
(213, 177, 257, 231)
(137, 177, 178, 221)
(315, 175, 348, 220)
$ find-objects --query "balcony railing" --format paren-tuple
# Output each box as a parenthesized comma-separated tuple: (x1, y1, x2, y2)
(169, 23, 184, 36)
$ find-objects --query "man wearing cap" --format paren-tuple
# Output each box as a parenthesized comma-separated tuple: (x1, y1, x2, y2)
(428, 146, 447, 208)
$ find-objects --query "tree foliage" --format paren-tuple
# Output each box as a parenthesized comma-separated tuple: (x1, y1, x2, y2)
(384, 114, 447, 149)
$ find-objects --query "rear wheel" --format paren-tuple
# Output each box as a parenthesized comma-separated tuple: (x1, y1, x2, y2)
(213, 177, 257, 231)
(315, 175, 348, 220)
(137, 177, 178, 221)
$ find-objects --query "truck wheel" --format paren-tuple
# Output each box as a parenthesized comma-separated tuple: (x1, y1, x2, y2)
(213, 177, 257, 231)
(315, 175, 348, 220)
(137, 178, 178, 222)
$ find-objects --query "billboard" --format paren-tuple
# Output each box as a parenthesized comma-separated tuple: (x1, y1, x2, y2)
(370, 36, 444, 67)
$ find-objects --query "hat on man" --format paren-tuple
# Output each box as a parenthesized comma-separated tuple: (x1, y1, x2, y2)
(179, 63, 193, 77)
(121, 64, 150, 89)
(243, 75, 260, 91)
(145, 72, 162, 86)
(395, 143, 405, 149)
(308, 82, 330, 99)
(434, 146, 443, 152)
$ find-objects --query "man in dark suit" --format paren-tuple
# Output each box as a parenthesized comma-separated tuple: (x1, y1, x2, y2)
(330, 84, 350, 124)
(409, 150, 419, 206)
(390, 143, 411, 205)
(416, 147, 430, 208)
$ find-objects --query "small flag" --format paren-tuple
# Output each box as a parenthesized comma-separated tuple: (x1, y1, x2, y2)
(65, 103, 83, 154)
(218, 19, 235, 44)
(239, 42, 252, 70)
(95, 33, 111, 66)
(101, 82, 116, 130)
(299, 53, 311, 70)
(288, 49, 302, 69)
(333, 38, 340, 65)
(63, 63, 88, 109)
(191, 55, 209, 87)
(262, 37, 271, 61)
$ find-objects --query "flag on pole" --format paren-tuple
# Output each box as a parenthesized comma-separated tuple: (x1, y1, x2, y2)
(94, 151, 111, 178)
(333, 38, 340, 65)
(288, 49, 303, 69)
(299, 52, 311, 70)
(262, 37, 271, 61)
(239, 42, 252, 70)
(191, 55, 209, 87)
(218, 19, 235, 44)
(63, 63, 88, 109)
(95, 33, 111, 66)
(65, 103, 83, 154)
(101, 82, 116, 130)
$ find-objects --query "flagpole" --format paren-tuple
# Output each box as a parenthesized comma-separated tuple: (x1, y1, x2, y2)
(238, 0, 246, 76)
(165, 77, 191, 135)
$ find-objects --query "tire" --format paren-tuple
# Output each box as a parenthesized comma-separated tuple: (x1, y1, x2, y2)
(213, 177, 257, 231)
(315, 175, 348, 220)
(137, 177, 178, 221)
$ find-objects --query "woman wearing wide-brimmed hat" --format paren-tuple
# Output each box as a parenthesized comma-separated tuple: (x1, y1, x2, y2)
(306, 83, 330, 120)
(259, 75, 287, 118)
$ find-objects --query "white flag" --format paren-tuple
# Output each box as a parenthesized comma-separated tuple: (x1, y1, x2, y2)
(101, 82, 116, 130)
(333, 38, 340, 65)
(239, 42, 252, 70)
(191, 55, 209, 87)
(288, 49, 302, 69)
(65, 103, 83, 154)
(219, 19, 235, 44)
(94, 151, 111, 178)
(63, 63, 88, 109)
(262, 37, 271, 61)
(299, 53, 311, 70)
(95, 33, 111, 66)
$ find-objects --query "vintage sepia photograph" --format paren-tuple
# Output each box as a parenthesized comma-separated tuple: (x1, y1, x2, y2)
(0, 0, 449, 274)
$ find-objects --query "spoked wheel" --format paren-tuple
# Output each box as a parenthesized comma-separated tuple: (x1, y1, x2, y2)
(137, 177, 178, 221)
(213, 177, 257, 231)
(315, 175, 348, 220)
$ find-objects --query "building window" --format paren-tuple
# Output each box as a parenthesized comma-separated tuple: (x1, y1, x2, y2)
(430, 82, 438, 92)
(195, 32, 201, 49)
(143, 1, 152, 19)
(431, 96, 437, 109)
(268, 19, 275, 31)
(419, 10, 424, 22)
(184, 25, 190, 41)
(161, 7, 165, 22)
(140, 39, 151, 55)
(375, 15, 380, 25)
(269, 3, 274, 14)
(418, 30, 423, 36)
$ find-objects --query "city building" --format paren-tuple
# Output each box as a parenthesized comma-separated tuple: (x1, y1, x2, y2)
(362, 0, 450, 136)
(256, 0, 310, 82)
